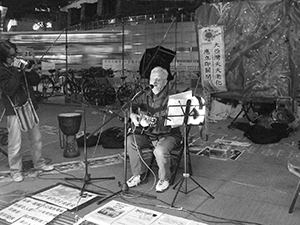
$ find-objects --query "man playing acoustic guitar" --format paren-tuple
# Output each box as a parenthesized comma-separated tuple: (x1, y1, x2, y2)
(126, 66, 182, 192)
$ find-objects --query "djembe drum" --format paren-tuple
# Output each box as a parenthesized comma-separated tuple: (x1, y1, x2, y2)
(58, 113, 82, 158)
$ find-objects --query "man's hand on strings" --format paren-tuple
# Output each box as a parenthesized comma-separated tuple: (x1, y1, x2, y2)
(130, 113, 140, 126)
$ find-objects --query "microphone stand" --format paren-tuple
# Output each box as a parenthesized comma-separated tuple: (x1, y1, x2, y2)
(63, 95, 115, 196)
(94, 18, 177, 204)
(87, 86, 151, 139)
(119, 88, 150, 192)
(95, 88, 158, 205)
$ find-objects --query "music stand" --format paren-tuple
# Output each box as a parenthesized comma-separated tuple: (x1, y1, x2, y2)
(165, 93, 214, 206)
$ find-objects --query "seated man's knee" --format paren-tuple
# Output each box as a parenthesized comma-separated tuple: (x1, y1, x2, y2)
(153, 146, 166, 158)
(126, 135, 136, 148)
(127, 134, 148, 150)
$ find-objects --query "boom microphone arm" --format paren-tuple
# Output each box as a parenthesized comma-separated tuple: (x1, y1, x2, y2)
(87, 85, 154, 139)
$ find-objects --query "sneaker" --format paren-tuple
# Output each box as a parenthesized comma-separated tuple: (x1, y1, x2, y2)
(36, 164, 54, 172)
(155, 180, 169, 192)
(126, 175, 142, 188)
(11, 172, 24, 183)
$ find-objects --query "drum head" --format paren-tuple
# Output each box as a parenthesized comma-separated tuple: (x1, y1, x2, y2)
(58, 113, 82, 135)
(58, 113, 81, 117)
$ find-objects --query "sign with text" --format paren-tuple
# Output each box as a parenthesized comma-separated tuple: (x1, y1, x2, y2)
(0, 197, 66, 225)
(198, 26, 227, 93)
(32, 183, 99, 210)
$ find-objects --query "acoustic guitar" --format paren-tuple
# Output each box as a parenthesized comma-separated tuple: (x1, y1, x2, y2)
(129, 109, 157, 135)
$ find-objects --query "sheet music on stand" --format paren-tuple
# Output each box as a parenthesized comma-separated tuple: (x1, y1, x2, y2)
(165, 90, 205, 127)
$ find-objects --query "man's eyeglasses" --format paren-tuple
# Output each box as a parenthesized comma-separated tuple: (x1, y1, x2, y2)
(150, 78, 166, 82)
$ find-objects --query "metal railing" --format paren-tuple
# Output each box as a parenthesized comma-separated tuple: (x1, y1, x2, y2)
(68, 12, 195, 31)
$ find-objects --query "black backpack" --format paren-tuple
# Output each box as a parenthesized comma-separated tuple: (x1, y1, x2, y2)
(100, 127, 124, 149)
(76, 133, 101, 147)
(233, 122, 290, 144)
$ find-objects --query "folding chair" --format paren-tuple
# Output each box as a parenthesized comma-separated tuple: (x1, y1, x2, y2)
(145, 126, 193, 185)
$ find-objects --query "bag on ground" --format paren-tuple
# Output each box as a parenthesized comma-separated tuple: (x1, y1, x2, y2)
(100, 126, 124, 149)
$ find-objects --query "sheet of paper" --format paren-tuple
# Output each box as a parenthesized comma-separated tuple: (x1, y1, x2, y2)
(32, 184, 98, 210)
(151, 214, 191, 225)
(11, 214, 48, 225)
(0, 197, 45, 223)
(168, 90, 193, 100)
(84, 200, 135, 225)
(112, 206, 163, 225)
(166, 91, 206, 126)
(26, 203, 66, 222)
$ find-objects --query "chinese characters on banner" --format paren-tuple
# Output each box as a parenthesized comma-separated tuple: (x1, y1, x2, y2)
(198, 26, 227, 93)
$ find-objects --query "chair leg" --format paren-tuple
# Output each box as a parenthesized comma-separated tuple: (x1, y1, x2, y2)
(289, 180, 300, 213)
(170, 148, 183, 185)
(146, 154, 156, 178)
(147, 145, 193, 186)
(147, 152, 178, 184)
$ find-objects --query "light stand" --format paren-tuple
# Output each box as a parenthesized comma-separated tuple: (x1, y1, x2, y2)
(64, 97, 115, 196)
(170, 99, 214, 207)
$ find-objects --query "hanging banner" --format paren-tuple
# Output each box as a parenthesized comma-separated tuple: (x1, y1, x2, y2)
(198, 26, 227, 93)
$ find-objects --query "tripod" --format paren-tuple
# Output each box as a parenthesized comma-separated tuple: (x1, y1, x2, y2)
(171, 99, 214, 207)
(64, 97, 115, 196)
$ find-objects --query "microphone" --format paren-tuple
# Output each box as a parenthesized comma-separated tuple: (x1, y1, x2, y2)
(121, 84, 154, 110)
(135, 84, 154, 97)
(144, 84, 154, 91)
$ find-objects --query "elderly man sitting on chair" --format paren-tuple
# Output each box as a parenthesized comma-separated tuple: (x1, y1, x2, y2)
(126, 66, 182, 192)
